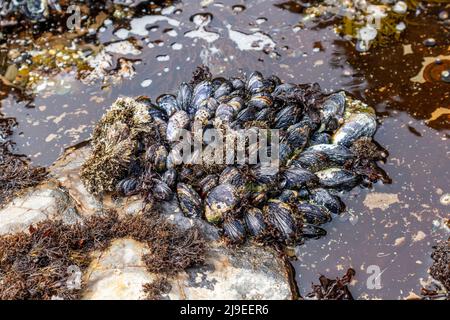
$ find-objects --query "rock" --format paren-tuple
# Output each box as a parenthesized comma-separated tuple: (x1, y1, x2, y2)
(82, 238, 293, 300)
(0, 184, 81, 235)
(0, 143, 295, 300)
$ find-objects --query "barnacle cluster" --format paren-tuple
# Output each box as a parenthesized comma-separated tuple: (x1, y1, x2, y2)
(81, 68, 389, 247)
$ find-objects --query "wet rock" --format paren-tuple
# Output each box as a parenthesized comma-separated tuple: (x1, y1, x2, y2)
(0, 143, 294, 300)
(0, 185, 80, 235)
(82, 238, 292, 300)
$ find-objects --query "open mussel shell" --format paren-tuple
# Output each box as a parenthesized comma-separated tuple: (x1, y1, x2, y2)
(309, 188, 345, 215)
(264, 199, 298, 242)
(176, 183, 202, 218)
(223, 218, 246, 244)
(295, 202, 331, 225)
(316, 168, 360, 190)
(243, 207, 267, 237)
(205, 183, 238, 224)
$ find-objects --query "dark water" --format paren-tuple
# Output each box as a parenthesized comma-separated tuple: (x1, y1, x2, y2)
(0, 1, 448, 299)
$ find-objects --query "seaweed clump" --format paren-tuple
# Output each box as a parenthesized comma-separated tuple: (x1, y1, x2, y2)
(0, 211, 205, 300)
(428, 238, 449, 291)
(80, 97, 157, 195)
(0, 116, 47, 206)
(306, 268, 356, 300)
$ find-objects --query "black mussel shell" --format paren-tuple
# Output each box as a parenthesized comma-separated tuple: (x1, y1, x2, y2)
(295, 202, 331, 225)
(248, 93, 273, 109)
(192, 80, 213, 114)
(309, 132, 332, 146)
(214, 81, 233, 100)
(198, 174, 219, 197)
(255, 108, 272, 121)
(316, 168, 360, 190)
(274, 105, 302, 129)
(146, 144, 168, 172)
(301, 224, 327, 239)
(246, 71, 265, 94)
(286, 122, 311, 150)
(157, 94, 179, 117)
(279, 143, 293, 164)
(273, 83, 296, 97)
(223, 218, 246, 244)
(292, 150, 330, 173)
(162, 168, 177, 188)
(243, 207, 267, 237)
(280, 167, 318, 189)
(235, 106, 258, 123)
(278, 189, 299, 203)
(176, 183, 202, 218)
(264, 200, 298, 241)
(309, 188, 345, 215)
(306, 144, 354, 165)
(231, 78, 245, 90)
(219, 166, 245, 187)
(205, 183, 238, 224)
(116, 177, 139, 196)
(176, 82, 193, 113)
(153, 180, 173, 201)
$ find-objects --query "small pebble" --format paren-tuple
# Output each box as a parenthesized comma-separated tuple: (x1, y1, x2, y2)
(439, 11, 449, 20)
(396, 22, 406, 32)
(441, 70, 450, 83)
(440, 193, 450, 205)
(393, 1, 408, 15)
(423, 38, 436, 47)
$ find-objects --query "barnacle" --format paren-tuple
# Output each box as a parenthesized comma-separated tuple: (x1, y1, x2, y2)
(80, 97, 152, 195)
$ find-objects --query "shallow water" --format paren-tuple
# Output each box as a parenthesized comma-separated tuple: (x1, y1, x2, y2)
(0, 0, 448, 299)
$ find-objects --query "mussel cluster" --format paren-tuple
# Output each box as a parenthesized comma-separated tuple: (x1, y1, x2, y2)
(81, 69, 389, 247)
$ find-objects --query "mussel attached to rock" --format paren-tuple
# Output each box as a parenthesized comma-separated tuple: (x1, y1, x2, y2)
(205, 183, 238, 224)
(81, 68, 388, 251)
(177, 183, 202, 218)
